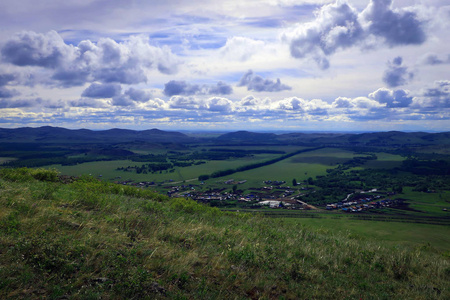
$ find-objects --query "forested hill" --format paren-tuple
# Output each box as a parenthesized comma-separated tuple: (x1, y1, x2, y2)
(1, 126, 449, 148)
(0, 126, 194, 144)
(217, 130, 450, 147)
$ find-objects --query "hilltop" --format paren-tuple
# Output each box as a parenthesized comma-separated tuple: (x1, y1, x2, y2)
(0, 168, 448, 299)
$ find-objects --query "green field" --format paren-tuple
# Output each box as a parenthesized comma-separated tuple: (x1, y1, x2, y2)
(201, 148, 364, 190)
(363, 152, 405, 169)
(46, 153, 280, 183)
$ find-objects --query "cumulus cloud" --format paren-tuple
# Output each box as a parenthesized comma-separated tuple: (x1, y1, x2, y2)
(81, 83, 122, 98)
(205, 97, 234, 112)
(110, 88, 153, 107)
(382, 56, 413, 87)
(1, 31, 180, 87)
(110, 95, 135, 107)
(1, 31, 73, 68)
(285, 0, 363, 69)
(124, 88, 152, 102)
(238, 70, 291, 92)
(369, 87, 413, 108)
(163, 80, 232, 96)
(284, 0, 427, 69)
(413, 80, 450, 109)
(219, 37, 267, 61)
(362, 0, 426, 46)
(168, 96, 206, 110)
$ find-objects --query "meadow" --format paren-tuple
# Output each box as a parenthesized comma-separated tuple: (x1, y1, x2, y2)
(0, 168, 448, 299)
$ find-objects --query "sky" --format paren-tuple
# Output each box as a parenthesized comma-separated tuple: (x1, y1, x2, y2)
(0, 0, 449, 132)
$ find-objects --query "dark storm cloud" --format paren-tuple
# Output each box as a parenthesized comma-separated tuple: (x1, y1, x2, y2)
(382, 57, 413, 87)
(237, 70, 291, 92)
(0, 31, 180, 87)
(163, 80, 233, 97)
(81, 83, 122, 98)
(286, 0, 427, 69)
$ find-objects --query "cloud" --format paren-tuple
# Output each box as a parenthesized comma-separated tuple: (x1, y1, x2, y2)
(238, 70, 291, 92)
(1, 31, 73, 68)
(0, 98, 42, 108)
(413, 80, 450, 109)
(109, 87, 153, 107)
(163, 80, 233, 96)
(205, 97, 234, 112)
(219, 37, 267, 61)
(420, 53, 450, 65)
(124, 88, 152, 102)
(284, 0, 427, 69)
(110, 95, 135, 107)
(362, 0, 426, 46)
(369, 87, 413, 108)
(168, 96, 205, 110)
(0, 73, 16, 86)
(0, 87, 20, 98)
(382, 56, 413, 87)
(1, 31, 181, 87)
(69, 98, 107, 108)
(284, 0, 364, 70)
(81, 83, 122, 98)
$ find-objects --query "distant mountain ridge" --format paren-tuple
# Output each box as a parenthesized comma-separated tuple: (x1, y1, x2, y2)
(0, 126, 193, 144)
(0, 126, 449, 147)
(217, 130, 450, 147)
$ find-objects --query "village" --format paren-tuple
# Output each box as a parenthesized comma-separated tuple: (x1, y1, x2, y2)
(114, 177, 403, 213)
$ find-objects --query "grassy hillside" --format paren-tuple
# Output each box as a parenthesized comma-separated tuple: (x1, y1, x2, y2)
(0, 168, 449, 299)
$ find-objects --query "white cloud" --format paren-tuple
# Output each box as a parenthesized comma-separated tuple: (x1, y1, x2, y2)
(1, 31, 181, 87)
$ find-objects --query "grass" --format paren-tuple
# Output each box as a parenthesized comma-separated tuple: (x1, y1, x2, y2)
(1, 168, 449, 299)
(284, 217, 450, 252)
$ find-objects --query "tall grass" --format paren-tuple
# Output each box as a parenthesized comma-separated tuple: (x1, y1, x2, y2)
(0, 168, 448, 299)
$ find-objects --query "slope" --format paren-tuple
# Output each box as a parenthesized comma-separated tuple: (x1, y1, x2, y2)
(0, 168, 448, 299)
